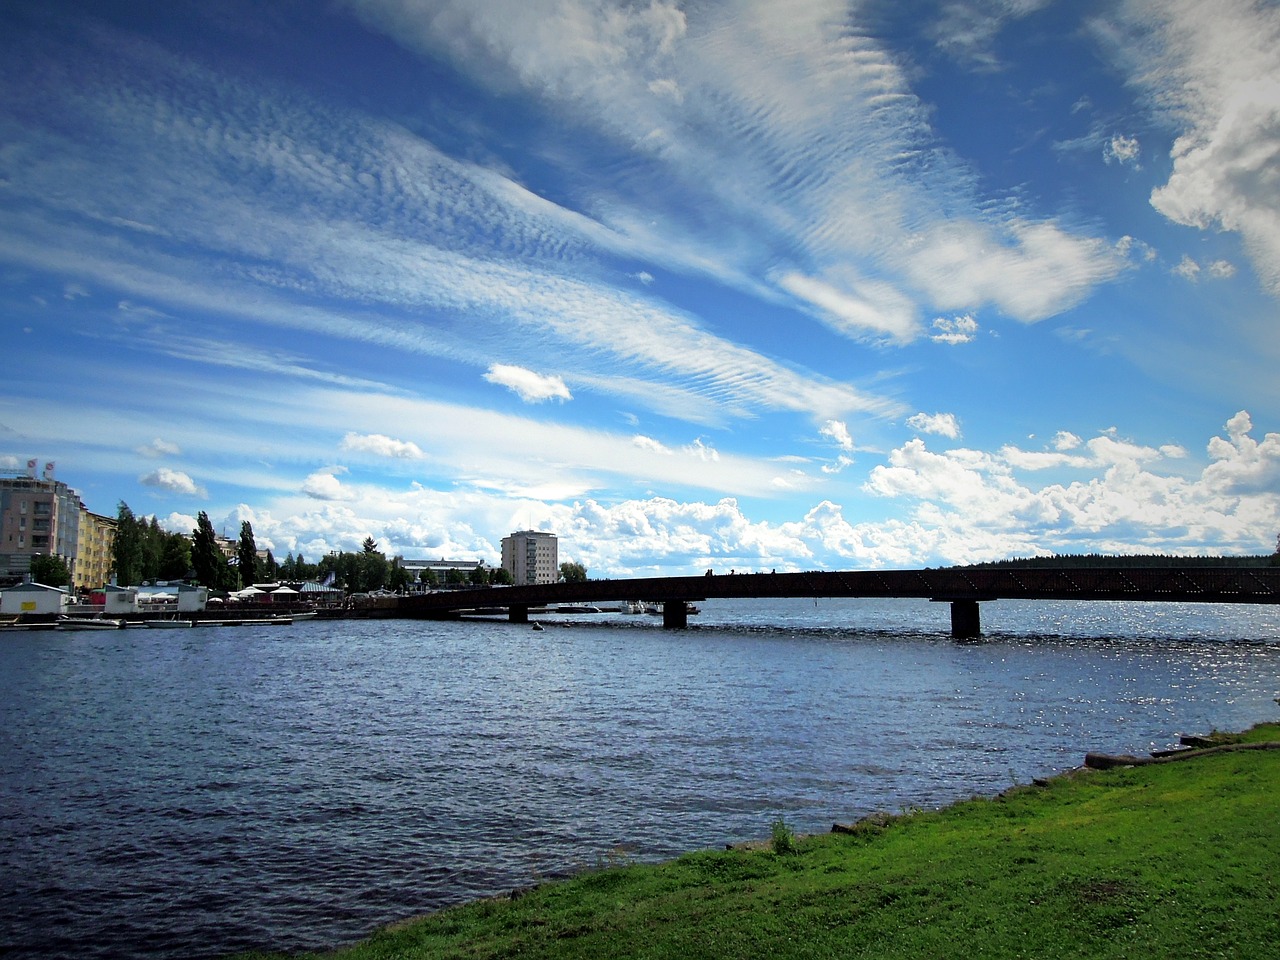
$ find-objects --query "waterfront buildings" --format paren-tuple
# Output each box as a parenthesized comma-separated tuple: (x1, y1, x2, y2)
(500, 530, 558, 585)
(0, 463, 112, 591)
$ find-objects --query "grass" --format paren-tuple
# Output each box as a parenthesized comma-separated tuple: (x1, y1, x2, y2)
(244, 723, 1280, 960)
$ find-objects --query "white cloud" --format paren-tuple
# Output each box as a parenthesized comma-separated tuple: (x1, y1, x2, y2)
(1053, 431, 1083, 451)
(820, 419, 854, 452)
(632, 434, 673, 454)
(1173, 254, 1201, 280)
(139, 467, 205, 497)
(1123, 0, 1280, 296)
(302, 467, 353, 501)
(778, 271, 921, 344)
(1208, 259, 1237, 279)
(136, 437, 181, 458)
(906, 412, 962, 439)
(484, 364, 573, 403)
(684, 437, 720, 462)
(930, 314, 979, 345)
(1104, 133, 1141, 165)
(340, 432, 425, 459)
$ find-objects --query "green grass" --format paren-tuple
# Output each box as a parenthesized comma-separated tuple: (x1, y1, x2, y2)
(247, 724, 1280, 960)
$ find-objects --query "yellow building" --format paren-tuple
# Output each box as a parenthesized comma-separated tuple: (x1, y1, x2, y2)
(75, 510, 117, 591)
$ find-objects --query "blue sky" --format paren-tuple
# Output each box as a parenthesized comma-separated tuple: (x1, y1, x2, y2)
(2, 0, 1278, 575)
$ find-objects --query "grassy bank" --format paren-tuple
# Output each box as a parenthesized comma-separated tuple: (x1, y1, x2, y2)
(254, 724, 1280, 960)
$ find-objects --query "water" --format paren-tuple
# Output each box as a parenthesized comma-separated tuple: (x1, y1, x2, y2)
(2, 598, 1278, 959)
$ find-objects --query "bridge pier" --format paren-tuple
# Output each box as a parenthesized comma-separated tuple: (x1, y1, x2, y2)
(508, 604, 529, 624)
(662, 601, 688, 630)
(949, 599, 981, 639)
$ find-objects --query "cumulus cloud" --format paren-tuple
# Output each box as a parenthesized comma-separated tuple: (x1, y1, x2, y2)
(483, 363, 573, 403)
(136, 437, 181, 458)
(1173, 254, 1201, 281)
(1125, 0, 1280, 296)
(302, 467, 353, 501)
(341, 432, 425, 459)
(907, 412, 962, 439)
(139, 467, 205, 497)
(930, 314, 979, 344)
(1104, 133, 1141, 165)
(684, 437, 720, 462)
(861, 412, 1280, 558)
(820, 419, 854, 452)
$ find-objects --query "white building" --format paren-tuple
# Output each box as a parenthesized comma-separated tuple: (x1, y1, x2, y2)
(500, 530, 558, 585)
(0, 581, 69, 616)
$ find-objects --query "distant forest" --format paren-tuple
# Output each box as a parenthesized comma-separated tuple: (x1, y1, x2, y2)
(957, 554, 1278, 569)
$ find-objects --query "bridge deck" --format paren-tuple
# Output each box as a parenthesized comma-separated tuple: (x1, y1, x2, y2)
(398, 567, 1280, 637)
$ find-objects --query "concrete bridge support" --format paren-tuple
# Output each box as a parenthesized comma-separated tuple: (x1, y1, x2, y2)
(950, 599, 981, 639)
(662, 601, 688, 629)
(508, 604, 529, 624)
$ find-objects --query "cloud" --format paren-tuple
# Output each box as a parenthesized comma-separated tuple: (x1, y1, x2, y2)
(1122, 0, 1280, 296)
(139, 467, 206, 497)
(1173, 255, 1238, 282)
(1104, 133, 1141, 165)
(632, 434, 673, 454)
(778, 271, 921, 344)
(483, 363, 572, 403)
(684, 437, 720, 462)
(340, 432, 425, 459)
(302, 467, 353, 501)
(820, 419, 854, 452)
(136, 437, 181, 458)
(930, 314, 979, 345)
(907, 412, 962, 439)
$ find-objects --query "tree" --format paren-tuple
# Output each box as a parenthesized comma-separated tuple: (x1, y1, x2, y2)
(113, 501, 143, 586)
(490, 566, 513, 586)
(30, 554, 70, 588)
(237, 521, 259, 588)
(559, 561, 588, 583)
(469, 563, 489, 586)
(158, 535, 192, 581)
(192, 512, 231, 590)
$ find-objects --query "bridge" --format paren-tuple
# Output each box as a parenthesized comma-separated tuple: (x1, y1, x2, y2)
(398, 566, 1280, 638)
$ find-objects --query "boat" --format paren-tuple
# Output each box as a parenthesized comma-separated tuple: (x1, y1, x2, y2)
(56, 616, 124, 631)
(531, 622, 545, 631)
(621, 600, 645, 615)
(144, 619, 194, 629)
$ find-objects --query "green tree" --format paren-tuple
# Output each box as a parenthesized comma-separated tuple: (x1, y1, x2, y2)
(192, 511, 231, 590)
(469, 563, 489, 586)
(30, 554, 70, 588)
(237, 521, 259, 588)
(388, 563, 412, 593)
(158, 534, 192, 581)
(113, 501, 143, 586)
(559, 561, 588, 583)
(264, 550, 277, 579)
(490, 566, 513, 586)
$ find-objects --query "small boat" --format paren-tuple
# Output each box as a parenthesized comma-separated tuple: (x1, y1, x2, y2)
(531, 622, 545, 631)
(56, 616, 123, 631)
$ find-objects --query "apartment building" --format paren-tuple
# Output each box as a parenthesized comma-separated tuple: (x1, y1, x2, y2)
(500, 530, 559, 585)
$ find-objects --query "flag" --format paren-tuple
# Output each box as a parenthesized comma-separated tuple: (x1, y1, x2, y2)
(26, 459, 36, 477)
(43, 461, 55, 480)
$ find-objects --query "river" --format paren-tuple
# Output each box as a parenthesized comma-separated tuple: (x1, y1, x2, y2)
(2, 598, 1278, 958)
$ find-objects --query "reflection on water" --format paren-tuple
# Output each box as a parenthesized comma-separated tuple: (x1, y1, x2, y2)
(2, 599, 1277, 958)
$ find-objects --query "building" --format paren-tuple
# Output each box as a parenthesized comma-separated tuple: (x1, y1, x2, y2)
(0, 463, 84, 584)
(398, 557, 492, 586)
(75, 510, 117, 591)
(500, 530, 559, 585)
(0, 580, 69, 616)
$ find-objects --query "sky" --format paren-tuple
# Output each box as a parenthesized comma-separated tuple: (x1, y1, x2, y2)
(1, 0, 1278, 576)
